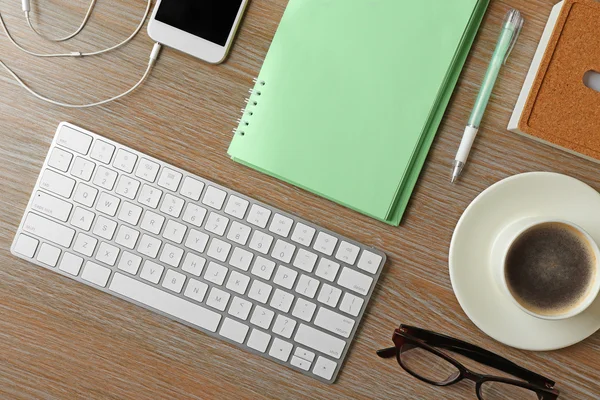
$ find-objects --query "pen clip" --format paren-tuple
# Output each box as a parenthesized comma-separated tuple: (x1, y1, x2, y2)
(504, 10, 524, 65)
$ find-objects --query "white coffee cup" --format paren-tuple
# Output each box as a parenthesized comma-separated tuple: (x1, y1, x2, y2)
(490, 218, 600, 320)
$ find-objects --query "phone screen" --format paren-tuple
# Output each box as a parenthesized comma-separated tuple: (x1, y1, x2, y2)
(156, 0, 243, 46)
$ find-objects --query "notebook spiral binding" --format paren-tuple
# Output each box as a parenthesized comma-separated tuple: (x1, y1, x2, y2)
(233, 77, 266, 137)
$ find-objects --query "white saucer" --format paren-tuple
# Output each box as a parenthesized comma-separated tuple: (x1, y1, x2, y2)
(449, 172, 600, 351)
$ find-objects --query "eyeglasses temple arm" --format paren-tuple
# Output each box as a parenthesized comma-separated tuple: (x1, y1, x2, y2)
(376, 347, 397, 359)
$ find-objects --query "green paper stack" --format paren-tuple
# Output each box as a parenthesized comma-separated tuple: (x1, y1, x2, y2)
(228, 0, 489, 225)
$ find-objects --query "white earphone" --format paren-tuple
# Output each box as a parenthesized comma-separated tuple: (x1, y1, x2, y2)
(0, 0, 161, 108)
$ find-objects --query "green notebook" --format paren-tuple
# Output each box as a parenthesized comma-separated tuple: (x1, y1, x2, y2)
(228, 0, 489, 225)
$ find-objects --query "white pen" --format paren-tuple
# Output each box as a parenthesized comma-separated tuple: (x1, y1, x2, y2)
(451, 9, 524, 183)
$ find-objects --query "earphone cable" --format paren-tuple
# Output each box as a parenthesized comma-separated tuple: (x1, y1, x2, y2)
(0, 42, 162, 108)
(24, 0, 97, 42)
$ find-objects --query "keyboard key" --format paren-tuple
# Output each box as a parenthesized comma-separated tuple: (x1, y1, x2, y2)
(227, 221, 251, 245)
(294, 347, 315, 362)
(270, 289, 294, 313)
(71, 207, 95, 231)
(292, 298, 317, 322)
(251, 256, 276, 280)
(162, 220, 187, 244)
(337, 267, 373, 296)
(226, 271, 250, 295)
(181, 253, 206, 276)
(40, 169, 75, 198)
(207, 238, 231, 262)
(157, 168, 182, 191)
(96, 192, 120, 216)
(357, 250, 383, 274)
(313, 357, 337, 381)
(73, 233, 98, 257)
(93, 216, 117, 240)
(73, 183, 98, 207)
(206, 287, 230, 311)
(335, 241, 360, 265)
(95, 242, 120, 266)
(247, 329, 271, 353)
(71, 157, 96, 181)
(160, 194, 185, 218)
(247, 280, 272, 304)
(180, 177, 204, 201)
(90, 140, 115, 164)
(314, 307, 355, 338)
(228, 297, 252, 320)
(159, 243, 184, 267)
(138, 184, 163, 209)
(135, 158, 160, 182)
(113, 149, 137, 173)
(110, 273, 221, 332)
(59, 252, 83, 276)
(162, 269, 186, 293)
(290, 223, 316, 247)
(247, 204, 271, 228)
(204, 261, 228, 285)
(57, 125, 92, 154)
(182, 204, 207, 227)
(48, 147, 73, 172)
(220, 317, 249, 344)
(32, 191, 72, 222)
(313, 232, 338, 256)
(291, 356, 311, 371)
(23, 212, 75, 248)
(205, 212, 229, 236)
(138, 234, 161, 258)
(202, 186, 227, 210)
(272, 315, 296, 339)
(37, 243, 61, 267)
(250, 306, 274, 329)
(140, 210, 165, 235)
(317, 284, 342, 308)
(315, 258, 340, 282)
(249, 231, 274, 255)
(140, 260, 164, 284)
(292, 248, 318, 273)
(271, 239, 296, 264)
(339, 293, 364, 317)
(229, 247, 253, 271)
(184, 279, 209, 303)
(294, 324, 346, 360)
(118, 201, 143, 225)
(115, 225, 140, 249)
(13, 234, 38, 257)
(224, 195, 249, 219)
(269, 338, 293, 362)
(269, 214, 293, 237)
(117, 252, 142, 275)
(115, 175, 140, 199)
(273, 265, 298, 290)
(81, 261, 111, 287)
(185, 229, 209, 254)
(295, 275, 320, 299)
(93, 166, 118, 191)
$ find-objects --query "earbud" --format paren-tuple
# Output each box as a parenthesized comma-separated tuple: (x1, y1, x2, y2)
(21, 0, 30, 13)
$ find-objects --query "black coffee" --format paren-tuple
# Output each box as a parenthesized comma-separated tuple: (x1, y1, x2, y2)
(505, 222, 597, 316)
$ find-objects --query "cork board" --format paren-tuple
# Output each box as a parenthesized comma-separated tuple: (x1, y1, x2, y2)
(519, 0, 600, 161)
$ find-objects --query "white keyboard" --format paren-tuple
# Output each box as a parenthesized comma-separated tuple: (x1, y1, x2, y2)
(11, 122, 386, 384)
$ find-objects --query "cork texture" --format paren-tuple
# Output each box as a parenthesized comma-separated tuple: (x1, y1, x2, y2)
(519, 0, 600, 161)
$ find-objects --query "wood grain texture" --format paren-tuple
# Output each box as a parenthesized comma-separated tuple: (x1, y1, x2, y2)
(1, 0, 599, 399)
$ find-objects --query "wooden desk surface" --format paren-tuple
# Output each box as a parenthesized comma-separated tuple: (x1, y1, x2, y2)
(1, 0, 599, 399)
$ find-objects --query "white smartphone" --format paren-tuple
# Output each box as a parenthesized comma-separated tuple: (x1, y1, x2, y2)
(147, 0, 249, 64)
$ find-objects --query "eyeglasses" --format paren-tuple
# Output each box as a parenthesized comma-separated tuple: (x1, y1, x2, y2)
(377, 325, 560, 399)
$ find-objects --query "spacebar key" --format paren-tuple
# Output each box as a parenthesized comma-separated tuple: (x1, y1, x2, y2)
(109, 273, 222, 332)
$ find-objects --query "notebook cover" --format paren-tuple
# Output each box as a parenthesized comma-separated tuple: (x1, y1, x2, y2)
(228, 0, 488, 225)
(517, 0, 600, 162)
